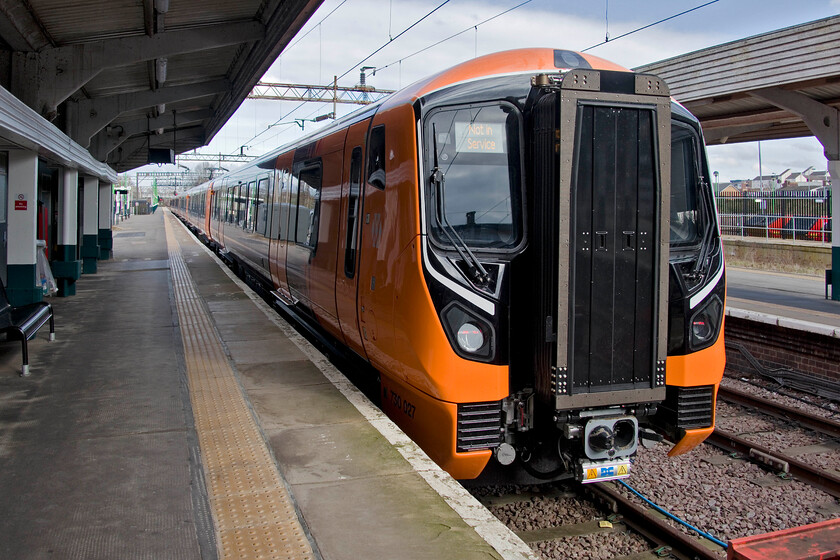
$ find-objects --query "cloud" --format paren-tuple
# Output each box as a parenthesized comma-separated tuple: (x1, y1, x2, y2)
(200, 0, 831, 180)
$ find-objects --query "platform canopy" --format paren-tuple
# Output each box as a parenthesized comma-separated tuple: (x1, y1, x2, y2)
(634, 15, 840, 154)
(636, 14, 840, 301)
(0, 0, 323, 172)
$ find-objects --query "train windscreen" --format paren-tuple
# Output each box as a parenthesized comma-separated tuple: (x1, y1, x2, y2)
(425, 103, 523, 250)
(670, 123, 703, 247)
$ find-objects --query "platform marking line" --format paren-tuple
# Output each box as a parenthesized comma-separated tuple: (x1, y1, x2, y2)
(169, 212, 537, 560)
(165, 216, 315, 560)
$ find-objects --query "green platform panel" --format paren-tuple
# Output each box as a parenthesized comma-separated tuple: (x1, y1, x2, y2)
(81, 234, 99, 274)
(6, 264, 43, 306)
(53, 245, 82, 297)
(98, 228, 113, 260)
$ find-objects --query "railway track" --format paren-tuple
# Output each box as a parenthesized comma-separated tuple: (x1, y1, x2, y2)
(473, 482, 724, 560)
(713, 384, 840, 498)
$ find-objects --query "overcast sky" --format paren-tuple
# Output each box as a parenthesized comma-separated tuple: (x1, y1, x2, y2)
(178, 0, 840, 182)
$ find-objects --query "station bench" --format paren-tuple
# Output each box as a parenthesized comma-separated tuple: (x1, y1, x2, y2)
(0, 282, 54, 376)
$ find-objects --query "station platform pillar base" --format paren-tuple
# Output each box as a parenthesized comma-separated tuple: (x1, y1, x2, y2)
(81, 234, 99, 274)
(98, 228, 113, 260)
(52, 246, 82, 297)
(6, 264, 43, 306)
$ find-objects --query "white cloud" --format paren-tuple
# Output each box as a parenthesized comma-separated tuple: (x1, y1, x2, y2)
(196, 0, 833, 181)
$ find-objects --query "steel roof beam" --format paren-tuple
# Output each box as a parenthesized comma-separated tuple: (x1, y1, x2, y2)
(89, 108, 212, 160)
(68, 79, 228, 148)
(0, 0, 50, 51)
(10, 21, 263, 117)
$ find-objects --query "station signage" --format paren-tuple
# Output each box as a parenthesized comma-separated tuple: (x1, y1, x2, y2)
(14, 194, 26, 211)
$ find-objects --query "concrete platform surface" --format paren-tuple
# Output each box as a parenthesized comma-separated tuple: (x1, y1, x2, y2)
(0, 211, 534, 560)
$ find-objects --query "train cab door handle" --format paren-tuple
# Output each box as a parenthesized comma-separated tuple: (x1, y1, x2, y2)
(623, 231, 635, 251)
(596, 231, 608, 251)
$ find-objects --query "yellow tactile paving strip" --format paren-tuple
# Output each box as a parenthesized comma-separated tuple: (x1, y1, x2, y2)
(165, 215, 315, 560)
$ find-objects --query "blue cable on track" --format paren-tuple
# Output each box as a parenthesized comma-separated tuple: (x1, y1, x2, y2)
(617, 479, 728, 549)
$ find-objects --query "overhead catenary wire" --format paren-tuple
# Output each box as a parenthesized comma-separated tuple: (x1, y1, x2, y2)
(237, 0, 722, 156)
(373, 0, 535, 75)
(284, 0, 349, 53)
(582, 0, 721, 52)
(241, 0, 454, 151)
(241, 0, 452, 150)
(335, 0, 452, 82)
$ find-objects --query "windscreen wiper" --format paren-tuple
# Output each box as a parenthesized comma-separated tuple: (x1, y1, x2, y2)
(430, 124, 490, 286)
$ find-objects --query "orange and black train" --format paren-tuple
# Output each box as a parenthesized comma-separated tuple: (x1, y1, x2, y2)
(172, 49, 726, 483)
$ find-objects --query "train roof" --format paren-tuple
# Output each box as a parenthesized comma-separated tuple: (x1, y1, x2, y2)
(181, 49, 636, 195)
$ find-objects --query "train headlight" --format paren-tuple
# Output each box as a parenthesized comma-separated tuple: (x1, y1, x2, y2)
(457, 323, 485, 353)
(442, 303, 494, 361)
(689, 295, 723, 350)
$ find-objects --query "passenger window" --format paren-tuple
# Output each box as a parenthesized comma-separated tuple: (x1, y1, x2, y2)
(294, 164, 322, 249)
(226, 187, 235, 223)
(255, 177, 269, 236)
(245, 181, 256, 230)
(287, 173, 298, 242)
(367, 125, 385, 189)
(277, 170, 293, 241)
(345, 147, 362, 278)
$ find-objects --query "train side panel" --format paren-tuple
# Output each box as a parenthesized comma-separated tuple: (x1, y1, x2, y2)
(334, 118, 372, 358)
(306, 133, 344, 341)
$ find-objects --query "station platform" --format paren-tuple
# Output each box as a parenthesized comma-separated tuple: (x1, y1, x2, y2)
(0, 211, 533, 560)
(727, 267, 840, 332)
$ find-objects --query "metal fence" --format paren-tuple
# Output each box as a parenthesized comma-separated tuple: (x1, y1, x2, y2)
(716, 190, 832, 243)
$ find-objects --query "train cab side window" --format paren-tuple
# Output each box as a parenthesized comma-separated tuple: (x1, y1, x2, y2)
(345, 147, 363, 278)
(294, 164, 322, 250)
(367, 125, 385, 189)
(670, 124, 703, 247)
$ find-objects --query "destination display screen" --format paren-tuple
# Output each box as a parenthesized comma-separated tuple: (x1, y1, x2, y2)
(453, 121, 507, 154)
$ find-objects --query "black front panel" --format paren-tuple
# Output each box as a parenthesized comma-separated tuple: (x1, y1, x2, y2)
(570, 104, 657, 392)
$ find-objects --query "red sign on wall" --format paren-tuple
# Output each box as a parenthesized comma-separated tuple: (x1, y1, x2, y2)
(14, 200, 27, 211)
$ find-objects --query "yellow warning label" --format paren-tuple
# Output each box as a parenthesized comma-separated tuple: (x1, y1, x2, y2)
(617, 464, 628, 476)
(599, 521, 613, 528)
(587, 468, 598, 479)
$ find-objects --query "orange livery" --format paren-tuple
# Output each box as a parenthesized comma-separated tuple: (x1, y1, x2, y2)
(172, 49, 726, 483)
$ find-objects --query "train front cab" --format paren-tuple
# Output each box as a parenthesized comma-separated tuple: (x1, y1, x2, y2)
(384, 53, 726, 482)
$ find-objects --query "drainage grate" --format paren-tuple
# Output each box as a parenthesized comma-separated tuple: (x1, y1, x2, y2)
(456, 402, 502, 452)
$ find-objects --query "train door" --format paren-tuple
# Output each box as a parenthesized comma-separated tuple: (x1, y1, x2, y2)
(335, 119, 370, 357)
(564, 102, 665, 396)
(269, 154, 294, 302)
(286, 159, 322, 306)
(204, 184, 213, 234)
(356, 124, 390, 363)
(215, 178, 228, 246)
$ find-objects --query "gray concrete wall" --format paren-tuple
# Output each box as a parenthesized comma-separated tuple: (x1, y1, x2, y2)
(722, 236, 830, 276)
